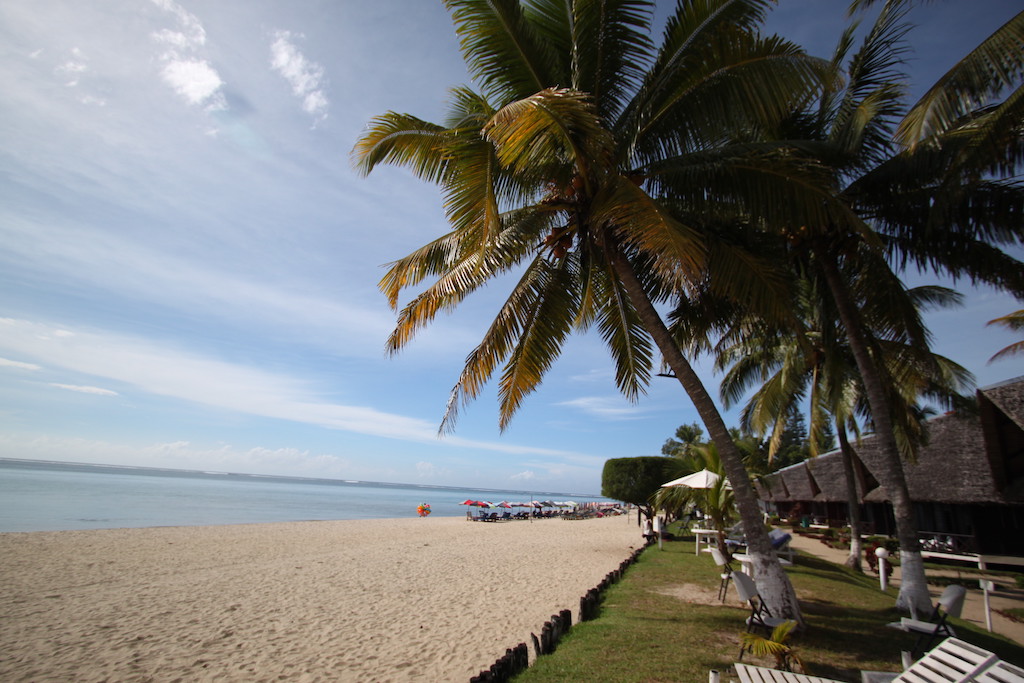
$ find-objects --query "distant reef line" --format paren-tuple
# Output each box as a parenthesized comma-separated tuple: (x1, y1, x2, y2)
(0, 457, 604, 499)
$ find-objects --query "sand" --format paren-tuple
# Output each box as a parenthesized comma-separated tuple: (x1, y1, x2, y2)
(0, 515, 643, 682)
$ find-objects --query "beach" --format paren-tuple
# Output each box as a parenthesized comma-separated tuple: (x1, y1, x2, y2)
(0, 515, 641, 682)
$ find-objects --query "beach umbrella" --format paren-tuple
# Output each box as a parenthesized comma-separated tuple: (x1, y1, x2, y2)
(497, 501, 512, 508)
(662, 469, 722, 489)
(459, 499, 476, 506)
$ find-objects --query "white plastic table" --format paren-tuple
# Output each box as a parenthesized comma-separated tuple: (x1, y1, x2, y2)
(692, 528, 718, 555)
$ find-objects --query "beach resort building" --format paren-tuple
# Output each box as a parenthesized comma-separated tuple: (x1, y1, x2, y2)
(756, 376, 1024, 563)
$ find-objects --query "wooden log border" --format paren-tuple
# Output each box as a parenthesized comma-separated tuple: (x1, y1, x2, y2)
(469, 544, 647, 682)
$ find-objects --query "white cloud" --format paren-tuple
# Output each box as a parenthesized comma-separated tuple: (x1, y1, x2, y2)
(150, 0, 207, 50)
(510, 470, 536, 481)
(160, 58, 225, 109)
(0, 318, 573, 458)
(0, 434, 353, 479)
(49, 383, 119, 396)
(0, 357, 41, 371)
(0, 219, 395, 357)
(556, 396, 647, 420)
(270, 31, 328, 121)
(150, 0, 225, 111)
(55, 48, 87, 86)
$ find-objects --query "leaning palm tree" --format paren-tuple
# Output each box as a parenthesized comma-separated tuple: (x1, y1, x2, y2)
(714, 279, 973, 571)
(771, 1, 1023, 613)
(354, 0, 829, 619)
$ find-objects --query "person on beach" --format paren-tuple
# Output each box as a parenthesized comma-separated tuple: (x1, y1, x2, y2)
(642, 517, 654, 544)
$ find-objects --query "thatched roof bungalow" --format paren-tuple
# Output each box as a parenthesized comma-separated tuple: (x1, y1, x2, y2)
(758, 376, 1024, 559)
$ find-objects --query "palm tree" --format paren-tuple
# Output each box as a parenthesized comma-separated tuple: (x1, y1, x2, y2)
(714, 279, 973, 571)
(987, 310, 1024, 362)
(653, 441, 738, 554)
(766, 1, 1023, 612)
(354, 0, 829, 619)
(661, 422, 706, 459)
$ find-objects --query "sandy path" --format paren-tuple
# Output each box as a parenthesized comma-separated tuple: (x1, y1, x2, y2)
(0, 515, 642, 682)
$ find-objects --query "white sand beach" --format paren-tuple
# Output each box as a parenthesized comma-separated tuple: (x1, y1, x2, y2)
(0, 515, 642, 682)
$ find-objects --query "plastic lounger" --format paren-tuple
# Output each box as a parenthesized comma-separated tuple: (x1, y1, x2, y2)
(733, 639, 1000, 683)
(973, 660, 1024, 683)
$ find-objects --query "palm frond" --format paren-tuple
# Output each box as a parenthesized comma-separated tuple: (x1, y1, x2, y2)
(351, 112, 450, 181)
(440, 253, 581, 432)
(484, 87, 615, 184)
(445, 0, 557, 102)
(988, 309, 1024, 362)
(898, 11, 1024, 145)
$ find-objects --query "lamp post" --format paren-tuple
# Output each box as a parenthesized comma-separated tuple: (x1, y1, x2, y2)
(875, 547, 890, 591)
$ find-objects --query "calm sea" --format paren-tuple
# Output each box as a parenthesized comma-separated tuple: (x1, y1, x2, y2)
(0, 458, 609, 532)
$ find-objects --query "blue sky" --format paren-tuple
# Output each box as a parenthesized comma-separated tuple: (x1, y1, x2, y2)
(1, 0, 1021, 495)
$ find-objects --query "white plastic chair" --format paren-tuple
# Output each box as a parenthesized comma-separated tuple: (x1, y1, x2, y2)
(732, 570, 790, 659)
(888, 584, 966, 657)
(710, 547, 734, 602)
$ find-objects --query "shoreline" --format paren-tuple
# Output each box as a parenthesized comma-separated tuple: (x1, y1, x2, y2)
(0, 515, 642, 682)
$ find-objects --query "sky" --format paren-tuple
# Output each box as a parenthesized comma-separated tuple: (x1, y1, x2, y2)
(1, 0, 1021, 495)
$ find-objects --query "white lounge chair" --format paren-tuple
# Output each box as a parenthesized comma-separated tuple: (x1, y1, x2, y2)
(732, 637, 1001, 683)
(972, 659, 1024, 683)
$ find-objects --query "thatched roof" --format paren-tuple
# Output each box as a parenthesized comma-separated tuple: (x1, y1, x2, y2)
(760, 376, 1024, 506)
(982, 376, 1024, 430)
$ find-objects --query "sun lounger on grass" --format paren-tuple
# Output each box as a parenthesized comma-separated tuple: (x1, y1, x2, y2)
(730, 638, 1003, 683)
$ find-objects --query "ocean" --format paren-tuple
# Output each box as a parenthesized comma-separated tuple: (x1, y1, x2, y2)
(0, 458, 610, 532)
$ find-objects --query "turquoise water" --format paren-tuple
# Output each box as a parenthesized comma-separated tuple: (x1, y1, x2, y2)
(0, 458, 607, 532)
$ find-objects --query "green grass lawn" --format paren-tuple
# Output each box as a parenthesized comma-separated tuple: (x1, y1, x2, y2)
(513, 539, 1024, 682)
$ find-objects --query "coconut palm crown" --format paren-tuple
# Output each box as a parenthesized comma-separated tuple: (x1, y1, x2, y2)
(354, 0, 831, 619)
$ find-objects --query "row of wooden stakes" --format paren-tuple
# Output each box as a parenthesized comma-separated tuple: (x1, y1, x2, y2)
(469, 542, 649, 682)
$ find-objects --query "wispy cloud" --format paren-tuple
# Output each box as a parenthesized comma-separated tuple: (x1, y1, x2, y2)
(0, 219, 395, 357)
(556, 396, 647, 420)
(151, 0, 225, 111)
(0, 357, 41, 371)
(49, 383, 119, 396)
(0, 434, 355, 479)
(55, 47, 87, 86)
(270, 31, 328, 122)
(0, 318, 571, 458)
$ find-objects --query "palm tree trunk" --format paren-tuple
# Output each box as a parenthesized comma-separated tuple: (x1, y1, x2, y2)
(608, 248, 802, 621)
(817, 250, 931, 615)
(836, 422, 864, 572)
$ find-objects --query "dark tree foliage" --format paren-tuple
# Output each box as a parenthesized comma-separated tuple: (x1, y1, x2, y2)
(601, 456, 677, 520)
(660, 422, 706, 458)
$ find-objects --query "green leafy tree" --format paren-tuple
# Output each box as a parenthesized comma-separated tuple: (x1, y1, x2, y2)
(661, 422, 705, 458)
(354, 0, 827, 619)
(601, 456, 676, 521)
